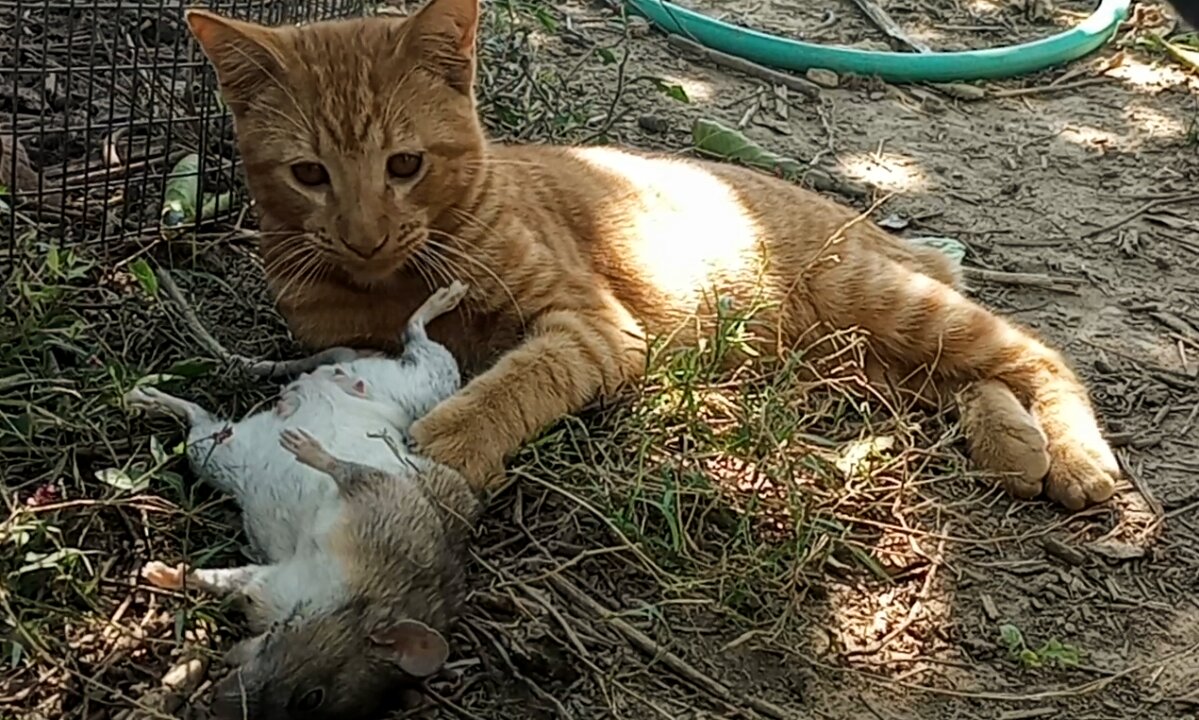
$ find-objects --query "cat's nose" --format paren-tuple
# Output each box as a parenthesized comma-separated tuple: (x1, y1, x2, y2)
(344, 233, 390, 259)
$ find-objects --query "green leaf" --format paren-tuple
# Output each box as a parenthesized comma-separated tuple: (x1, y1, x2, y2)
(653, 79, 689, 103)
(907, 236, 968, 267)
(134, 373, 187, 387)
(165, 358, 215, 378)
(150, 435, 169, 466)
(999, 624, 1024, 651)
(128, 259, 158, 297)
(95, 467, 150, 494)
(843, 542, 891, 582)
(692, 118, 803, 180)
(595, 47, 616, 64)
(1163, 37, 1199, 73)
(161, 154, 233, 235)
(16, 548, 85, 576)
(199, 191, 234, 222)
(162, 153, 201, 229)
(46, 246, 61, 276)
(1019, 648, 1042, 668)
(532, 6, 557, 31)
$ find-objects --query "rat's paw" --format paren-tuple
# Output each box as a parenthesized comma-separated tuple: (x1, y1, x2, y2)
(1044, 438, 1119, 511)
(274, 392, 298, 419)
(424, 281, 471, 319)
(125, 386, 173, 415)
(142, 561, 187, 590)
(279, 428, 325, 464)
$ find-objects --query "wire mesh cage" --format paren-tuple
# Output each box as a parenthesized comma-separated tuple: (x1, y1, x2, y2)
(1, 0, 368, 256)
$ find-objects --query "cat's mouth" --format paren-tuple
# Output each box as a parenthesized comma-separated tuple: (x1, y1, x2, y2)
(332, 230, 426, 287)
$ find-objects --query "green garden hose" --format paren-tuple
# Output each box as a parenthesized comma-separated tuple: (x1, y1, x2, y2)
(625, 0, 1132, 83)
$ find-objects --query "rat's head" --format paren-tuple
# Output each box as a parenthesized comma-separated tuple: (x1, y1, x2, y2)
(185, 0, 485, 289)
(308, 364, 370, 399)
(208, 604, 449, 720)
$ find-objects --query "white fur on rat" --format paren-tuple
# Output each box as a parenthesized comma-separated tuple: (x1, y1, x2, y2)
(126, 281, 480, 720)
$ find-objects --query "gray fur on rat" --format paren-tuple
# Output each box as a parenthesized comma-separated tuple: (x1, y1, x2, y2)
(126, 281, 480, 720)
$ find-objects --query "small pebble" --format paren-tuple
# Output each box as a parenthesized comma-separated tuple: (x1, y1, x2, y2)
(805, 68, 840, 88)
(637, 115, 670, 134)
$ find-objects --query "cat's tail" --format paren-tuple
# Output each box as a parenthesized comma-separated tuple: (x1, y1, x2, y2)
(854, 264, 1119, 510)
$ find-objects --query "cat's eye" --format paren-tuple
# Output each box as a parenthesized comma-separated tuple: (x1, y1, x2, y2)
(387, 153, 423, 180)
(292, 687, 325, 712)
(291, 162, 329, 187)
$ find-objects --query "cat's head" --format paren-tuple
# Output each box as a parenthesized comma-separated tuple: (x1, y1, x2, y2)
(186, 0, 484, 286)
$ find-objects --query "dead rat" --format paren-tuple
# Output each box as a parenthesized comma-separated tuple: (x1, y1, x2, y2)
(125, 281, 480, 720)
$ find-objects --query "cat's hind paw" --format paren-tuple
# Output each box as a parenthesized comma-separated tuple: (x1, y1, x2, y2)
(1044, 440, 1119, 511)
(958, 380, 1050, 500)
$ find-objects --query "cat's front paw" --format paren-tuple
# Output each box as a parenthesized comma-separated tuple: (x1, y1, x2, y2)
(411, 401, 502, 490)
(1044, 438, 1119, 511)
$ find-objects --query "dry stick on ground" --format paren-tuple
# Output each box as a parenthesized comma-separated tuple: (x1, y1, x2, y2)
(987, 76, 1115, 99)
(1080, 193, 1199, 239)
(842, 638, 1199, 702)
(961, 267, 1082, 293)
(155, 268, 353, 380)
(665, 34, 822, 99)
(848, 0, 931, 53)
(154, 268, 259, 368)
(545, 575, 794, 720)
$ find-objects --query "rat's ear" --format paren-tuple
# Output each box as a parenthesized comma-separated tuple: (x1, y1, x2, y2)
(223, 634, 265, 666)
(351, 379, 367, 397)
(185, 9, 289, 109)
(370, 619, 449, 678)
(405, 0, 479, 93)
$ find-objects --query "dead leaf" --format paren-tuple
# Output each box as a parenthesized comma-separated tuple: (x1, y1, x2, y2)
(1088, 539, 1146, 561)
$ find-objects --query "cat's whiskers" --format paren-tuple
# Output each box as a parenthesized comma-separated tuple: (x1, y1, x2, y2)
(423, 247, 461, 291)
(266, 235, 328, 300)
(263, 238, 317, 277)
(409, 246, 442, 290)
(423, 230, 525, 325)
(413, 239, 459, 287)
(274, 250, 328, 305)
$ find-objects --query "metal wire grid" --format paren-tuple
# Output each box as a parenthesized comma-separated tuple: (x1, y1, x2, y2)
(1, 0, 367, 257)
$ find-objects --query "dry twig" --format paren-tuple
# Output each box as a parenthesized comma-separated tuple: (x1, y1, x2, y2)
(546, 576, 795, 720)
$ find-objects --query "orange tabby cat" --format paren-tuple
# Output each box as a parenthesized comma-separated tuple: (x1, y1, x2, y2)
(185, 0, 1118, 511)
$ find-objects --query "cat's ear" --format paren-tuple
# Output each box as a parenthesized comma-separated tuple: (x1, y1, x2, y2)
(185, 9, 288, 108)
(407, 0, 480, 93)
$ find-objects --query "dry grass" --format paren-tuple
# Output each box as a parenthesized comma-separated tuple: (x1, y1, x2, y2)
(3, 2, 1171, 719)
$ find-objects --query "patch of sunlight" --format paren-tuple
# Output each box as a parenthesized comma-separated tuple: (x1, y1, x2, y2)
(566, 146, 760, 305)
(965, 0, 1003, 15)
(1107, 55, 1192, 89)
(1060, 124, 1123, 151)
(834, 435, 895, 477)
(1125, 103, 1188, 140)
(837, 152, 928, 193)
(657, 74, 714, 103)
(825, 573, 956, 658)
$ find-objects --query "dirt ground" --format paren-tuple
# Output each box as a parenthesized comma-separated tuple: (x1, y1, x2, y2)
(3, 1, 1199, 719)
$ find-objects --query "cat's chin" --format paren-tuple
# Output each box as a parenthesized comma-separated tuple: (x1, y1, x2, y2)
(333, 245, 422, 290)
(339, 263, 405, 290)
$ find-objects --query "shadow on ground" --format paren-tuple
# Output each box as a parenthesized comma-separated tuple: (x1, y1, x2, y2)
(2, 1, 1198, 719)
